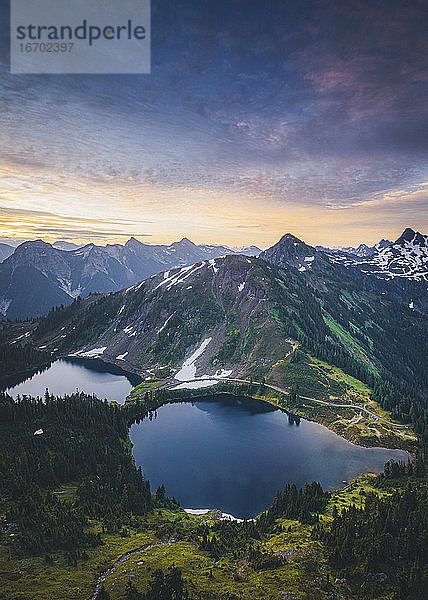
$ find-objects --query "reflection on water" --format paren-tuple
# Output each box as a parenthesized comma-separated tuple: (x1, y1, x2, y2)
(0, 358, 140, 404)
(1, 363, 411, 519)
(130, 395, 410, 518)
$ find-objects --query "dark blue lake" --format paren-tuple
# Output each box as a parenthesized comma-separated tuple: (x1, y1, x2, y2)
(130, 395, 410, 518)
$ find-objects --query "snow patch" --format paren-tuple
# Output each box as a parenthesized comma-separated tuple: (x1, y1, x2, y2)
(238, 282, 245, 292)
(220, 512, 246, 523)
(184, 509, 210, 515)
(215, 369, 233, 378)
(183, 508, 246, 522)
(298, 266, 306, 272)
(14, 332, 30, 341)
(175, 337, 212, 381)
(153, 264, 203, 291)
(70, 346, 107, 358)
(172, 379, 218, 389)
(208, 258, 218, 273)
(0, 299, 11, 316)
(34, 429, 44, 435)
(117, 352, 128, 360)
(158, 314, 174, 334)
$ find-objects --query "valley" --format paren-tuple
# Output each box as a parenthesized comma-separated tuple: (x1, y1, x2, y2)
(0, 229, 426, 600)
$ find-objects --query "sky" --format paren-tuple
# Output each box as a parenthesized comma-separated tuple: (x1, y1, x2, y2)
(0, 0, 427, 248)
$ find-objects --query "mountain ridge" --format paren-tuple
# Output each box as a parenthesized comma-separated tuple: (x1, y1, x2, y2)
(0, 237, 261, 319)
(0, 228, 425, 321)
(280, 229, 428, 313)
(317, 239, 392, 257)
(14, 245, 425, 411)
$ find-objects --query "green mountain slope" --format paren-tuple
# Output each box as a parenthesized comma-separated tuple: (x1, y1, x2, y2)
(9, 247, 424, 426)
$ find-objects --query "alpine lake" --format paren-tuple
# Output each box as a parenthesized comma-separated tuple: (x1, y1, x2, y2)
(2, 358, 410, 519)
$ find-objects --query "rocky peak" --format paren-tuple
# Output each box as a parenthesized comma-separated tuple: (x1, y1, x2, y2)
(15, 239, 53, 253)
(375, 239, 391, 250)
(260, 233, 318, 272)
(125, 236, 145, 250)
(394, 228, 425, 247)
(172, 237, 197, 248)
(397, 228, 416, 243)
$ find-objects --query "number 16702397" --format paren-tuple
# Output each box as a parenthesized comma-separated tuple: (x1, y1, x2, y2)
(19, 42, 74, 52)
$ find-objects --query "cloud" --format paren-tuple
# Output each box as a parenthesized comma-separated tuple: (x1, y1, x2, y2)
(0, 205, 152, 226)
(0, 1, 426, 246)
(0, 205, 153, 244)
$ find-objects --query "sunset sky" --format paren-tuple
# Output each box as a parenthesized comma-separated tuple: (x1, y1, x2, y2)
(0, 0, 427, 248)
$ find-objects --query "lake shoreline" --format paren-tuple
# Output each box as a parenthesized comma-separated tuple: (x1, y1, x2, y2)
(50, 352, 415, 454)
(2, 355, 415, 520)
(1, 350, 415, 452)
(3, 353, 415, 458)
(129, 394, 411, 518)
(128, 377, 416, 453)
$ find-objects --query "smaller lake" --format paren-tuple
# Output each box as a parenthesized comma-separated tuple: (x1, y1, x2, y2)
(0, 358, 139, 404)
(130, 396, 410, 519)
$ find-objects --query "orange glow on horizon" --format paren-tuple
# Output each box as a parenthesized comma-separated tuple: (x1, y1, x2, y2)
(1, 163, 426, 248)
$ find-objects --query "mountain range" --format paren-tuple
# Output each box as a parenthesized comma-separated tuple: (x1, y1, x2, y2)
(0, 237, 260, 319)
(324, 228, 427, 281)
(6, 228, 425, 416)
(0, 228, 426, 321)
(317, 239, 391, 257)
(52, 241, 82, 251)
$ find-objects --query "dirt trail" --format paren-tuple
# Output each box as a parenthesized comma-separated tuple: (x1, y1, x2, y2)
(89, 538, 174, 600)
(164, 377, 409, 428)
